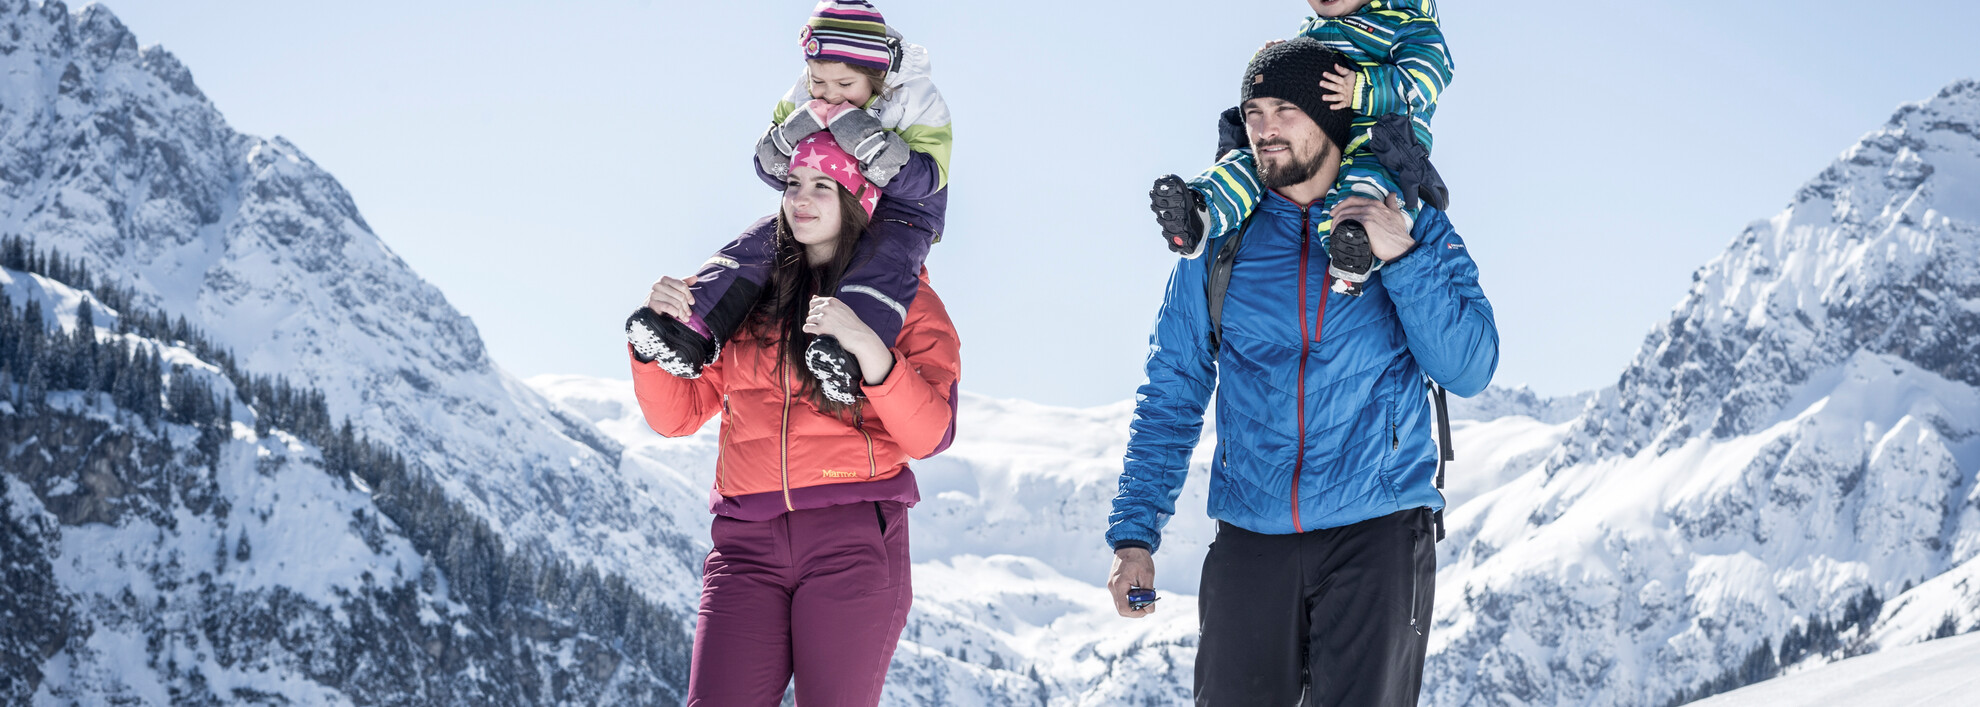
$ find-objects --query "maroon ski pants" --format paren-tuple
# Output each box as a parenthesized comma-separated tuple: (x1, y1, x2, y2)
(685, 500, 913, 706)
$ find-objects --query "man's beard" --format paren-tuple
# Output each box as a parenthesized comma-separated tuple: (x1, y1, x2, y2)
(1255, 139, 1325, 190)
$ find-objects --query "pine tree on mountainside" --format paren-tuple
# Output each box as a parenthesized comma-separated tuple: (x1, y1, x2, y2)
(74, 298, 97, 390)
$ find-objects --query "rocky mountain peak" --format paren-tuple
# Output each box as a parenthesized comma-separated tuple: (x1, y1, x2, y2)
(1552, 78, 1980, 470)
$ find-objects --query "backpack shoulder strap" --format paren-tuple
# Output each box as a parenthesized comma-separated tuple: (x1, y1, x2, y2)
(1430, 378, 1453, 541)
(1204, 213, 1257, 356)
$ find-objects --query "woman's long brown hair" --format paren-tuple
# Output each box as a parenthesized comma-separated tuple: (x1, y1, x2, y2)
(746, 183, 872, 413)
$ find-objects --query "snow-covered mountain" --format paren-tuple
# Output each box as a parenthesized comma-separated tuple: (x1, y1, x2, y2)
(1449, 384, 1596, 425)
(1425, 79, 1980, 706)
(1, 1, 702, 701)
(4, 260, 689, 703)
(0, 0, 708, 607)
(1443, 387, 1594, 512)
(7, 0, 1975, 702)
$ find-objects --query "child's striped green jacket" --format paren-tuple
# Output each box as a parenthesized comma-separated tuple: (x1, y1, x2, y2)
(1191, 0, 1451, 240)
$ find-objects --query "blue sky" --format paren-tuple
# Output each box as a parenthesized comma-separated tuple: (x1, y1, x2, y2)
(99, 1, 1980, 407)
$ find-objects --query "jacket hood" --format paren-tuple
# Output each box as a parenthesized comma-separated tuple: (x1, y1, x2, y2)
(886, 35, 933, 88)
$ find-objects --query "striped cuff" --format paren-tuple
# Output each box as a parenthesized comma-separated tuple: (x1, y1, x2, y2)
(1351, 68, 1371, 114)
(1188, 149, 1263, 238)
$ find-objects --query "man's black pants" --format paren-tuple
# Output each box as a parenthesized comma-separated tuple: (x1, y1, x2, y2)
(1195, 508, 1437, 706)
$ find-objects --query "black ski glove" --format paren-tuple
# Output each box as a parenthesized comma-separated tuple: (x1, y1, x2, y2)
(826, 107, 912, 187)
(1366, 114, 1449, 212)
(1214, 106, 1247, 160)
(1150, 175, 1209, 258)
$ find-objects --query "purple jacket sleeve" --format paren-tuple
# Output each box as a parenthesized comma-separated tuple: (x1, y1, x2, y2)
(880, 152, 941, 201)
(755, 154, 785, 191)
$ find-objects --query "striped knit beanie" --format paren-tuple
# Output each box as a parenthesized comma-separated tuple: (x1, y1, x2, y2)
(791, 133, 881, 217)
(1241, 37, 1357, 153)
(800, 1, 892, 73)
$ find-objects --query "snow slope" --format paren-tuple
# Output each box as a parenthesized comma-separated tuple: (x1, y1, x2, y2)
(1688, 631, 1980, 707)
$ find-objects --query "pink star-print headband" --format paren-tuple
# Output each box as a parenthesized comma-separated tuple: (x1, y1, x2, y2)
(791, 133, 880, 217)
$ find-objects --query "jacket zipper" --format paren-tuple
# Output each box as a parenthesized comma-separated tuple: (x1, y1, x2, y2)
(1292, 205, 1334, 534)
(717, 394, 733, 494)
(855, 406, 877, 478)
(781, 363, 794, 511)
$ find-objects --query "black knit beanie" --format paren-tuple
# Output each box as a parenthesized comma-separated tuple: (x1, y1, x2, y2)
(1241, 37, 1357, 152)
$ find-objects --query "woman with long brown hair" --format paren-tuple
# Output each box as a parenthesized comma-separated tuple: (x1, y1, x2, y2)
(627, 133, 960, 705)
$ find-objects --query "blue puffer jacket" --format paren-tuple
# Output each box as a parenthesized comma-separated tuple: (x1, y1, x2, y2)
(1107, 195, 1496, 552)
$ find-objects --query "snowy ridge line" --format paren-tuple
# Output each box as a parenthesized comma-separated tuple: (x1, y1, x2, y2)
(3, 239, 692, 702)
(1446, 384, 1599, 425)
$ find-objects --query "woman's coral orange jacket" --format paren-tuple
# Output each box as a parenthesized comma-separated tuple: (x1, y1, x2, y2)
(630, 270, 960, 512)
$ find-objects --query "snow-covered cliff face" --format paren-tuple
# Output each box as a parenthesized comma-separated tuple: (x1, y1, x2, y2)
(1427, 80, 1980, 706)
(1554, 81, 1980, 468)
(0, 0, 706, 615)
(3, 265, 688, 704)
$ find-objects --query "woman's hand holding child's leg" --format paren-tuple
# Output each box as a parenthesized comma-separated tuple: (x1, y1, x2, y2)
(803, 296, 894, 386)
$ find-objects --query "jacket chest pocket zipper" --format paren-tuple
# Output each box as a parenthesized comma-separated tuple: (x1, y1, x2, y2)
(855, 407, 877, 478)
(716, 394, 733, 493)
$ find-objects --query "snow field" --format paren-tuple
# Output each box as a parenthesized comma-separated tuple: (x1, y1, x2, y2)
(1689, 630, 1980, 707)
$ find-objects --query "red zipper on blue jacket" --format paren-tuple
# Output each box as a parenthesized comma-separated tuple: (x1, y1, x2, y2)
(1292, 204, 1333, 534)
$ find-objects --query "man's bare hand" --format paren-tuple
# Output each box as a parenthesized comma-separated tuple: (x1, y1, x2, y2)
(1108, 547, 1157, 618)
(1333, 193, 1415, 262)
